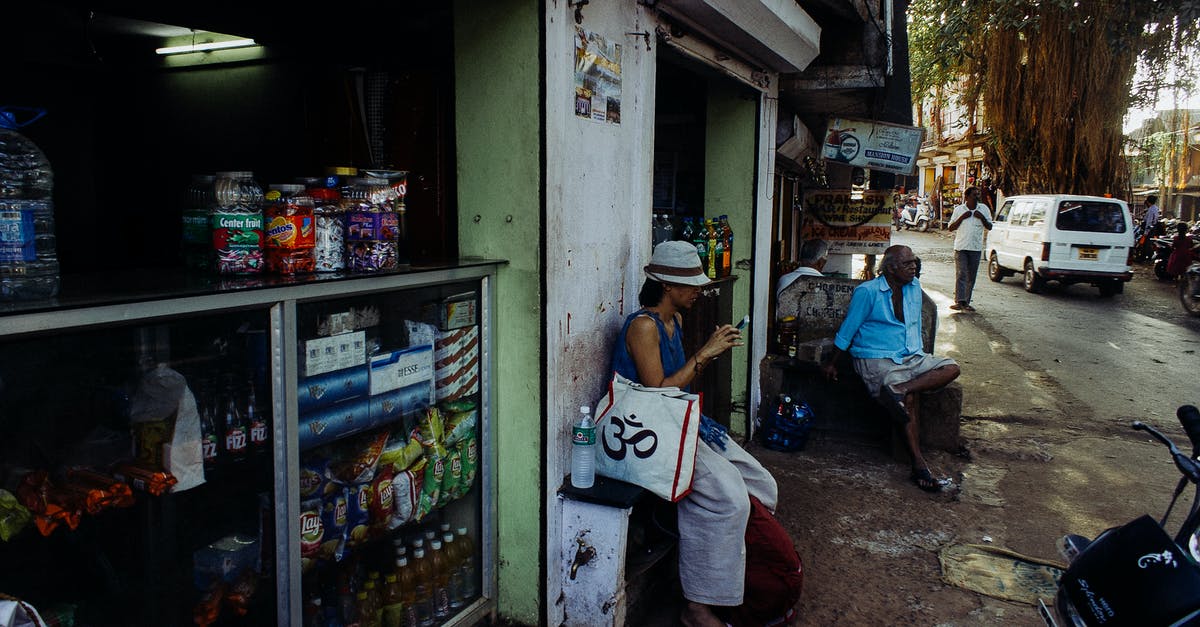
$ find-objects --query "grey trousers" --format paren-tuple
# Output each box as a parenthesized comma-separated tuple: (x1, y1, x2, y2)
(955, 249, 982, 305)
(677, 437, 778, 606)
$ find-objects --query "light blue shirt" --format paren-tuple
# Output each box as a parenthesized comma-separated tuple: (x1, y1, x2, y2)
(833, 274, 924, 363)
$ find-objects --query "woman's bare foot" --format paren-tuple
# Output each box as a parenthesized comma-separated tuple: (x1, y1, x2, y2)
(680, 601, 726, 627)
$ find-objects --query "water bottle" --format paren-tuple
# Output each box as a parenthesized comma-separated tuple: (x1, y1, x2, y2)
(571, 405, 596, 488)
(0, 106, 59, 300)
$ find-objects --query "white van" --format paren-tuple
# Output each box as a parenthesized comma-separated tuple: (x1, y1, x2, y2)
(986, 194, 1134, 296)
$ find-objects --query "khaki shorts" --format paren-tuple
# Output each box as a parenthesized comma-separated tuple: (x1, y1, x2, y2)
(853, 353, 958, 398)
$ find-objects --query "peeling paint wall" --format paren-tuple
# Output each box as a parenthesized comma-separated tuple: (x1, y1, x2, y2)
(543, 1, 658, 624)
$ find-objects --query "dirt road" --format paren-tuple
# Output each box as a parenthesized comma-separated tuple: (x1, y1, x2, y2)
(762, 230, 1200, 625)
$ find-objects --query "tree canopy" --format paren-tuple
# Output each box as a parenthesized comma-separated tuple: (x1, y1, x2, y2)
(908, 0, 1200, 195)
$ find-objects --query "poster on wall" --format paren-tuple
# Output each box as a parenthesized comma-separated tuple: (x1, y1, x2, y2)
(574, 26, 622, 124)
(801, 189, 892, 255)
(820, 118, 924, 176)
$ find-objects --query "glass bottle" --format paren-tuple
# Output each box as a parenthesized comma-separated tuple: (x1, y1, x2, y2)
(220, 378, 248, 462)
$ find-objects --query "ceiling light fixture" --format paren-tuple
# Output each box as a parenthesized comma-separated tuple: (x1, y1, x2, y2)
(155, 38, 257, 55)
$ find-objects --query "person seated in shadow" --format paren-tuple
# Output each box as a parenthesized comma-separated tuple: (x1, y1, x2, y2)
(775, 238, 830, 299)
(820, 245, 961, 493)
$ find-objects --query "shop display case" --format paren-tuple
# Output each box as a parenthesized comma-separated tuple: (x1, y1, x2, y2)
(0, 262, 499, 626)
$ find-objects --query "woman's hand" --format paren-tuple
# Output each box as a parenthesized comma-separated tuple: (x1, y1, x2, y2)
(695, 324, 743, 364)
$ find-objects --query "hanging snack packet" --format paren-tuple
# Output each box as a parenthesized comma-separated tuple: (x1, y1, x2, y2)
(345, 482, 373, 546)
(415, 449, 444, 521)
(319, 486, 349, 561)
(299, 498, 325, 560)
(368, 465, 395, 539)
(389, 458, 425, 529)
(441, 445, 463, 504)
(378, 425, 424, 471)
(458, 433, 478, 495)
(0, 489, 32, 541)
(416, 407, 445, 450)
(299, 456, 330, 502)
(442, 404, 476, 446)
(327, 431, 389, 485)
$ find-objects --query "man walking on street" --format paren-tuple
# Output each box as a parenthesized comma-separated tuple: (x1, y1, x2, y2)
(1143, 194, 1161, 232)
(947, 186, 992, 312)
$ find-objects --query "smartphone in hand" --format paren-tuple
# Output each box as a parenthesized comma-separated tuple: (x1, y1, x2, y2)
(736, 315, 750, 330)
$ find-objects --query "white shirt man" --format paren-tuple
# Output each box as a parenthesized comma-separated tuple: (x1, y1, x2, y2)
(1144, 195, 1160, 230)
(947, 187, 993, 311)
(775, 239, 830, 298)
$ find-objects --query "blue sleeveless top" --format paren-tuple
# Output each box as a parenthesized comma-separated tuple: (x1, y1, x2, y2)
(610, 309, 728, 448)
(612, 309, 688, 389)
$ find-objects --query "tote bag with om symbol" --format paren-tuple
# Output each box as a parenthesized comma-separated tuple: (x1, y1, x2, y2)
(593, 373, 701, 502)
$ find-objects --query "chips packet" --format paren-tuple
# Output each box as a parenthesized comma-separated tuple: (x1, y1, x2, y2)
(441, 446, 463, 504)
(389, 459, 425, 530)
(0, 489, 32, 541)
(458, 433, 478, 495)
(416, 450, 444, 521)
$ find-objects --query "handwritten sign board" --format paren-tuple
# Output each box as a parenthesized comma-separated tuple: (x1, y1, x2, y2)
(801, 189, 892, 255)
(820, 118, 924, 175)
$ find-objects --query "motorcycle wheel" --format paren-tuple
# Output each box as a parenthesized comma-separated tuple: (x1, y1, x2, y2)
(1155, 259, 1172, 281)
(918, 219, 930, 233)
(1181, 273, 1200, 317)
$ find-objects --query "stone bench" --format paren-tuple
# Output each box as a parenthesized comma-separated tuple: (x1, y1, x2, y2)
(764, 276, 962, 458)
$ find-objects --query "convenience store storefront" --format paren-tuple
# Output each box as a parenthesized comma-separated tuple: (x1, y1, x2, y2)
(1, 1, 818, 624)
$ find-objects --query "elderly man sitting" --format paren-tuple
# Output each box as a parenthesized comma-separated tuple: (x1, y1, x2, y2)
(820, 244, 960, 493)
(775, 238, 829, 298)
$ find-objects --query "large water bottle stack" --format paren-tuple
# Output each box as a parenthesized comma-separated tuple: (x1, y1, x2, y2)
(0, 107, 59, 300)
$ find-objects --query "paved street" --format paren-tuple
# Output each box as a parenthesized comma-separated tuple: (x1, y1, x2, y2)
(756, 229, 1200, 625)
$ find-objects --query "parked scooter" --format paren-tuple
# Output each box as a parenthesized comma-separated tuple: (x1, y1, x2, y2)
(1152, 235, 1177, 280)
(1181, 261, 1200, 317)
(899, 201, 934, 232)
(1039, 405, 1200, 626)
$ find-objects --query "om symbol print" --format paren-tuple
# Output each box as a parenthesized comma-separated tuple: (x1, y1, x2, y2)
(602, 413, 659, 460)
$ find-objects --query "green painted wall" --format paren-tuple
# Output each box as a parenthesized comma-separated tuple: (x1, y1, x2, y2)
(454, 0, 542, 622)
(704, 79, 758, 436)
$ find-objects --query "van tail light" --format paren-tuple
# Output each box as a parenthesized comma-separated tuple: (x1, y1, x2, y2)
(1041, 243, 1051, 262)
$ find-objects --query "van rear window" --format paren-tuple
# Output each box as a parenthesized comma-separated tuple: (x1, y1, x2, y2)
(1055, 201, 1127, 233)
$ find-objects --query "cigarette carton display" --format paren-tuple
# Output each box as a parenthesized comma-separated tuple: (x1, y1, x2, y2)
(298, 397, 372, 451)
(297, 365, 370, 413)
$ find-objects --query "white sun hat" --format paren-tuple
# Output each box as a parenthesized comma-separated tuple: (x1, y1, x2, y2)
(643, 240, 712, 286)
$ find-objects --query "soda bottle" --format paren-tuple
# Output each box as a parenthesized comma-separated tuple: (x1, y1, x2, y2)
(245, 381, 269, 453)
(705, 219, 718, 279)
(455, 527, 477, 599)
(199, 396, 220, 470)
(719, 215, 733, 277)
(679, 216, 694, 243)
(429, 539, 451, 620)
(395, 556, 419, 627)
(443, 532, 465, 610)
(570, 405, 595, 488)
(410, 547, 434, 627)
(362, 580, 382, 627)
(0, 107, 59, 300)
(355, 591, 373, 627)
(220, 381, 248, 462)
(692, 220, 708, 271)
(712, 222, 725, 279)
(381, 572, 404, 627)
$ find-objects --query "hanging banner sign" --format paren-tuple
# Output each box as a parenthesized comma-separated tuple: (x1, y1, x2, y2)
(821, 118, 924, 175)
(801, 189, 892, 255)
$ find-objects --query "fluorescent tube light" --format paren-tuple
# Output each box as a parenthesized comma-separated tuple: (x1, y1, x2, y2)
(156, 39, 257, 55)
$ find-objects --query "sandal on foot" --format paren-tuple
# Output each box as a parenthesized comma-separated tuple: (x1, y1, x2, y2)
(878, 388, 910, 424)
(911, 467, 950, 493)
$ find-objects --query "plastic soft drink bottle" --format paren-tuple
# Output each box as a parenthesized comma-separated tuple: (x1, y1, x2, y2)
(719, 215, 733, 277)
(429, 539, 451, 620)
(411, 547, 434, 627)
(455, 527, 477, 599)
(0, 107, 59, 300)
(679, 216, 694, 243)
(570, 405, 595, 488)
(711, 221, 725, 279)
(381, 573, 403, 627)
(442, 532, 464, 609)
(395, 556, 419, 627)
(692, 220, 708, 271)
(363, 580, 382, 627)
(705, 219, 718, 278)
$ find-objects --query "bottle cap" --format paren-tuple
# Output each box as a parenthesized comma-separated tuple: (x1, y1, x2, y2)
(431, 539, 442, 550)
(580, 405, 590, 414)
(386, 574, 397, 583)
(443, 533, 455, 542)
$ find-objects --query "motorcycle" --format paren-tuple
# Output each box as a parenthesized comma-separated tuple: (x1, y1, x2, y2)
(1152, 236, 1177, 280)
(1181, 261, 1200, 317)
(1039, 405, 1200, 626)
(899, 201, 934, 232)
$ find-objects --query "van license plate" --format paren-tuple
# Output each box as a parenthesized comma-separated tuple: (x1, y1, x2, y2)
(1078, 247, 1098, 260)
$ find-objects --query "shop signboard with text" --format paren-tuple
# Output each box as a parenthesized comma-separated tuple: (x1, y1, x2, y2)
(801, 190, 891, 255)
(821, 118, 924, 176)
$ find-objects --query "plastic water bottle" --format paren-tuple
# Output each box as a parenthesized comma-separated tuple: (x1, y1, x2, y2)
(0, 107, 59, 300)
(571, 405, 596, 488)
